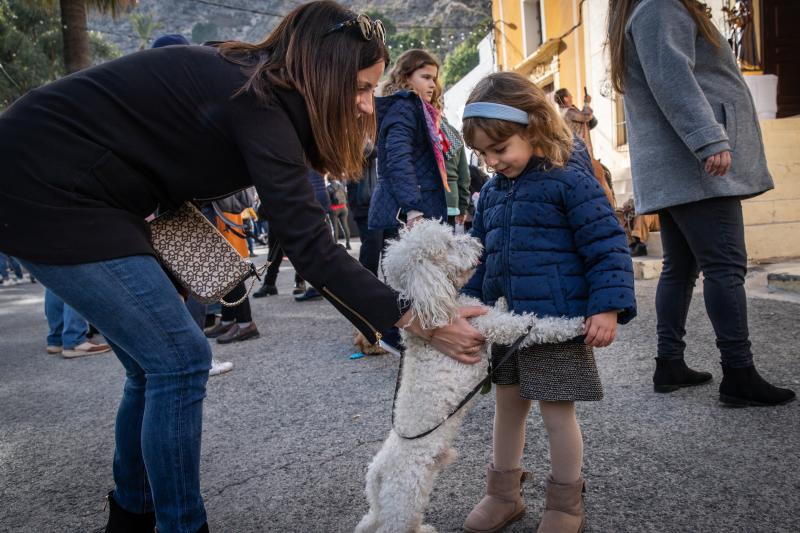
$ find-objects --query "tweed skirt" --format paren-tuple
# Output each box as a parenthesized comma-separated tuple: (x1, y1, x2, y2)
(491, 341, 603, 401)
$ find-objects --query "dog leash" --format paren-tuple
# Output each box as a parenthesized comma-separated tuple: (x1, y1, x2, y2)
(391, 325, 533, 440)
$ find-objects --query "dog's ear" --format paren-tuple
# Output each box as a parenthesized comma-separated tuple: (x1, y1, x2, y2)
(403, 255, 458, 329)
(382, 220, 459, 329)
(453, 232, 484, 270)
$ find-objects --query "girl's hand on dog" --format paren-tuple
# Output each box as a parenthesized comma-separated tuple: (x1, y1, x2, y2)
(583, 311, 617, 347)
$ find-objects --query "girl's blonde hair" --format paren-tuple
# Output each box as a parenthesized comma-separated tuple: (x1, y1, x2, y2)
(380, 49, 443, 110)
(463, 72, 573, 168)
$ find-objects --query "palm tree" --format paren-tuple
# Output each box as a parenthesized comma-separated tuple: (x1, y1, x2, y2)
(58, 0, 136, 73)
(129, 11, 162, 51)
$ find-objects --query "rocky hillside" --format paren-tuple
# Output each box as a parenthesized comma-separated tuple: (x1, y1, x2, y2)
(89, 0, 491, 54)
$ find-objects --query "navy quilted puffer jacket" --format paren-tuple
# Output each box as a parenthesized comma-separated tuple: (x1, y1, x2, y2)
(462, 148, 636, 323)
(368, 91, 447, 229)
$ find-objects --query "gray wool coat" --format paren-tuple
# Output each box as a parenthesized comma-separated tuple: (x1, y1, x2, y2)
(623, 0, 773, 214)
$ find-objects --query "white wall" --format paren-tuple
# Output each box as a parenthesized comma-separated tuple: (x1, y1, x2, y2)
(582, 0, 634, 202)
(443, 34, 496, 131)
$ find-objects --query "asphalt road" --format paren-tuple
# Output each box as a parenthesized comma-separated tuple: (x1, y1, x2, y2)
(1, 249, 798, 532)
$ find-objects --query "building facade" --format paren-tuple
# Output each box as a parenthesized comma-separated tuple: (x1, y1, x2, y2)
(490, 0, 800, 260)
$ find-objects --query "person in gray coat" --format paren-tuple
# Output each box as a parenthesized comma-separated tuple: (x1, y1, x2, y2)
(607, 0, 794, 406)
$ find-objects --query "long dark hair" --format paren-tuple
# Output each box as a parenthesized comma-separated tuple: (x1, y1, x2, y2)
(217, 1, 389, 178)
(607, 0, 720, 94)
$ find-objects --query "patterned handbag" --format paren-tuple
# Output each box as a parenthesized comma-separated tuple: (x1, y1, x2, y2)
(149, 202, 267, 306)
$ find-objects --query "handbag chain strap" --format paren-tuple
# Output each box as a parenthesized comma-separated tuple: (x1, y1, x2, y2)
(219, 261, 270, 307)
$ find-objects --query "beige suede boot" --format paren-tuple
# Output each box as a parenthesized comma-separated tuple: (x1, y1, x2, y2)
(536, 475, 586, 533)
(463, 464, 528, 533)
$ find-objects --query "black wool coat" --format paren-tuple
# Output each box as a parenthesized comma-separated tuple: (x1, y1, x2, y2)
(0, 45, 401, 342)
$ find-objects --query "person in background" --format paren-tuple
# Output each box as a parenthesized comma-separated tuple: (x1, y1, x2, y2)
(0, 252, 26, 286)
(441, 114, 471, 229)
(465, 164, 489, 233)
(327, 176, 352, 249)
(347, 144, 382, 275)
(44, 288, 112, 358)
(204, 189, 261, 343)
(254, 168, 331, 301)
(555, 87, 617, 209)
(607, 0, 794, 405)
(369, 48, 449, 352)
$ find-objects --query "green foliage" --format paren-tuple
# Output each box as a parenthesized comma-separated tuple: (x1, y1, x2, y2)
(129, 11, 163, 50)
(363, 10, 489, 89)
(0, 0, 120, 110)
(440, 28, 485, 89)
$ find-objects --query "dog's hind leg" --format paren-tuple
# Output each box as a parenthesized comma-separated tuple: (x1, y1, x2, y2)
(373, 459, 440, 533)
(355, 460, 385, 533)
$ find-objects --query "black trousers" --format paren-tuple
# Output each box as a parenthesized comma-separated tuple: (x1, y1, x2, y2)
(264, 231, 302, 287)
(221, 281, 252, 323)
(655, 196, 752, 368)
(354, 216, 383, 276)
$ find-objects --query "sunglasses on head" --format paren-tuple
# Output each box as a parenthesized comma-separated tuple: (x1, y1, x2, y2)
(324, 13, 386, 44)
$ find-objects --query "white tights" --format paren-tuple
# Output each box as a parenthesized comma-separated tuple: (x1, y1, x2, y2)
(492, 385, 583, 484)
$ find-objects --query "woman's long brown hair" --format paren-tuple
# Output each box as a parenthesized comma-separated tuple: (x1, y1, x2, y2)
(380, 49, 444, 111)
(216, 1, 389, 179)
(607, 0, 720, 94)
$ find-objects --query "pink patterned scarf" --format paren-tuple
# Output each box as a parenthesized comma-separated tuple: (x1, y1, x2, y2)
(421, 98, 451, 192)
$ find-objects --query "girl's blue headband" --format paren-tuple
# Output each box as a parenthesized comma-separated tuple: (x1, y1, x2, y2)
(462, 102, 529, 125)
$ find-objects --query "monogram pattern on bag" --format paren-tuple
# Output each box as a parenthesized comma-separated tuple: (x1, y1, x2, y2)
(149, 203, 253, 304)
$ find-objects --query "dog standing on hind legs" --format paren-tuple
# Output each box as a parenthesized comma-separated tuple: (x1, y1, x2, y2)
(355, 221, 584, 533)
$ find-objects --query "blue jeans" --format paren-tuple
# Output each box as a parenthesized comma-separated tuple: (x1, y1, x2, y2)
(655, 197, 753, 368)
(0, 252, 23, 280)
(44, 289, 87, 348)
(20, 255, 211, 532)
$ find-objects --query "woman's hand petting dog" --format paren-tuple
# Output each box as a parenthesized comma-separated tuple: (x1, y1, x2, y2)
(583, 310, 618, 347)
(397, 306, 487, 364)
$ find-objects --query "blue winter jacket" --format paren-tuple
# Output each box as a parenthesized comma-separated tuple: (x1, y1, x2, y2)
(462, 146, 636, 323)
(368, 91, 448, 230)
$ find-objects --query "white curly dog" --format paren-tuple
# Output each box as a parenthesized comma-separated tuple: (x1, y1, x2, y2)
(355, 220, 584, 533)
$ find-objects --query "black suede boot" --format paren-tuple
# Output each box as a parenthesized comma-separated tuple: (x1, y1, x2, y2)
(653, 358, 713, 393)
(719, 365, 796, 406)
(104, 491, 156, 533)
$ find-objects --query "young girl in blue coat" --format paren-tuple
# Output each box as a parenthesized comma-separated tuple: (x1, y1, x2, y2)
(368, 49, 451, 231)
(460, 72, 636, 533)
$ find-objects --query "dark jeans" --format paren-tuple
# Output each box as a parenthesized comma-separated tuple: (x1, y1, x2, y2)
(220, 281, 252, 323)
(355, 217, 383, 276)
(655, 196, 752, 368)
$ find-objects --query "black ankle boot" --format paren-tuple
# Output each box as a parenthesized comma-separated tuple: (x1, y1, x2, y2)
(630, 238, 648, 257)
(719, 365, 796, 406)
(105, 491, 156, 533)
(653, 358, 713, 393)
